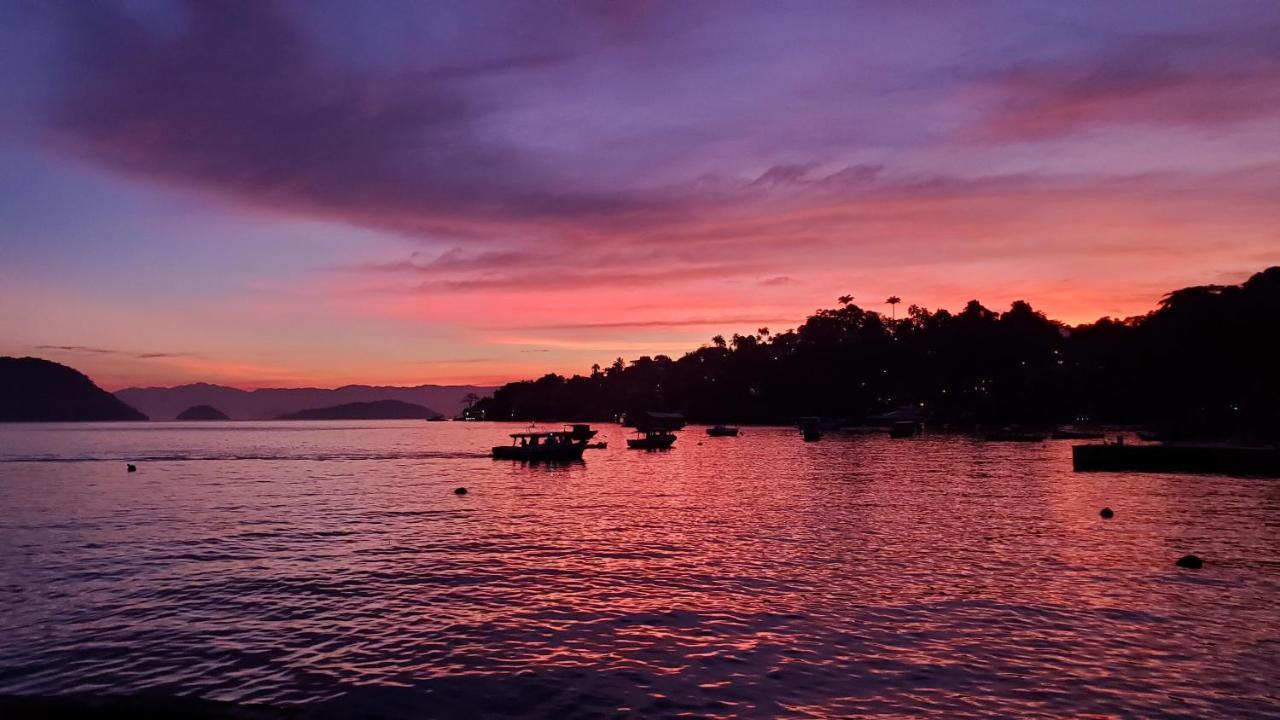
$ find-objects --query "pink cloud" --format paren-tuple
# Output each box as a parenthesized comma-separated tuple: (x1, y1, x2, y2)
(975, 39, 1280, 140)
(16, 2, 1280, 388)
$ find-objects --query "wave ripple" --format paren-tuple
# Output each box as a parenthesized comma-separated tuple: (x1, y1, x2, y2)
(2, 422, 1279, 718)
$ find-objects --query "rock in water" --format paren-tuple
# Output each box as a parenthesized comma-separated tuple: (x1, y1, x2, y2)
(126, 464, 137, 472)
(1099, 507, 1114, 519)
(454, 487, 468, 495)
(1175, 554, 1203, 569)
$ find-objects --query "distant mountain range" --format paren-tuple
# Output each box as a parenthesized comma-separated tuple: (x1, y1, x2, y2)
(1, 357, 148, 421)
(115, 382, 493, 421)
(276, 399, 441, 420)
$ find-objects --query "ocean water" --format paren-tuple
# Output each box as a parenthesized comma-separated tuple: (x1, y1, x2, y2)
(1, 421, 1277, 718)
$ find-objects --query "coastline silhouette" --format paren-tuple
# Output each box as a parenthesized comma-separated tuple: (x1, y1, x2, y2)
(470, 267, 1279, 443)
(4, 267, 1276, 443)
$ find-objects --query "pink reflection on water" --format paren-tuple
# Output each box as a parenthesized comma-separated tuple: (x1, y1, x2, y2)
(0, 421, 1278, 716)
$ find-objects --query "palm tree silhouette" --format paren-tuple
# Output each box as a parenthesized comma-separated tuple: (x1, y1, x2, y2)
(886, 296, 901, 320)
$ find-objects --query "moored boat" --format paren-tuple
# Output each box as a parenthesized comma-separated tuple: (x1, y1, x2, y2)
(564, 424, 598, 441)
(798, 417, 824, 441)
(627, 412, 684, 449)
(627, 430, 678, 449)
(889, 420, 921, 438)
(707, 425, 739, 437)
(492, 429, 590, 461)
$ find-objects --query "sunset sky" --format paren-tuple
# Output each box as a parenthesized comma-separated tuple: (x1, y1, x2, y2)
(1, 0, 1277, 389)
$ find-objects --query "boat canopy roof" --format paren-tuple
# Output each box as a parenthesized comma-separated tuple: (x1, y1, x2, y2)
(633, 411, 686, 432)
(508, 431, 574, 438)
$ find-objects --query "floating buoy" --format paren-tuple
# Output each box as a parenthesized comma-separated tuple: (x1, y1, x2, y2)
(126, 464, 137, 473)
(454, 487, 468, 495)
(1175, 554, 1203, 569)
(1099, 507, 1114, 519)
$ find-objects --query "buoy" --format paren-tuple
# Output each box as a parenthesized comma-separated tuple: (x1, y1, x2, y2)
(126, 464, 137, 473)
(1099, 507, 1114, 519)
(454, 487, 468, 495)
(1175, 554, 1203, 569)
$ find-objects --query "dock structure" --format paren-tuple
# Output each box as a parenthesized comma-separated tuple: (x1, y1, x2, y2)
(1073, 443, 1280, 477)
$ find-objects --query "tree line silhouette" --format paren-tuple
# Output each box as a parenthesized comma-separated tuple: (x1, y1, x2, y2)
(471, 267, 1279, 441)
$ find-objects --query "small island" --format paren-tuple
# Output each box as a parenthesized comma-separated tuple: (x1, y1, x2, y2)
(175, 404, 229, 421)
(276, 399, 442, 421)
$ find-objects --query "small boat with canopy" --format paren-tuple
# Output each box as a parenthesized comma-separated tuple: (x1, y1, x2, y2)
(627, 430, 678, 449)
(627, 412, 685, 450)
(492, 425, 595, 461)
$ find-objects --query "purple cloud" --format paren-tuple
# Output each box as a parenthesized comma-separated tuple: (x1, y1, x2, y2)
(760, 276, 796, 287)
(976, 34, 1280, 140)
(35, 345, 197, 360)
(47, 0, 646, 237)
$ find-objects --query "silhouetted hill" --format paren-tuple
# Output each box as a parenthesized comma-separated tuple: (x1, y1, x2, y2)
(471, 267, 1280, 442)
(175, 404, 229, 421)
(277, 400, 441, 420)
(115, 383, 492, 420)
(0, 357, 148, 422)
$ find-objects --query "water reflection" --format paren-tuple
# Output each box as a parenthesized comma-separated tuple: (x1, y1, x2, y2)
(1, 421, 1278, 717)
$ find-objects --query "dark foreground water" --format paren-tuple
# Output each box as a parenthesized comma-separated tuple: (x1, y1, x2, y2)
(1, 422, 1278, 718)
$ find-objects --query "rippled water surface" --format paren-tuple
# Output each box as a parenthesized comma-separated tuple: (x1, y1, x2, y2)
(2, 421, 1278, 718)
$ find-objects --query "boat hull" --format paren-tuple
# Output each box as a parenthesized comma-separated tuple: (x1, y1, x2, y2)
(492, 444, 587, 461)
(889, 421, 921, 438)
(706, 427, 739, 437)
(627, 435, 677, 449)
